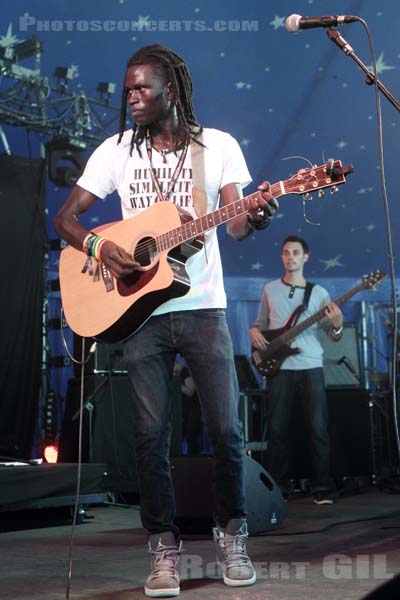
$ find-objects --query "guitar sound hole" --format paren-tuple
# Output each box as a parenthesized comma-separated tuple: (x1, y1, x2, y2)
(134, 236, 157, 268)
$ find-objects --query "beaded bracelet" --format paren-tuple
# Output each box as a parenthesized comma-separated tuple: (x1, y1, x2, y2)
(94, 238, 108, 261)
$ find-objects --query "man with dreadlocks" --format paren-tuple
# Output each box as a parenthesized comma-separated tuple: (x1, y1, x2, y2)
(55, 44, 278, 597)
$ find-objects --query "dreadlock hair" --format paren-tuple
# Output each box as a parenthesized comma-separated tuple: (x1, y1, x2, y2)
(117, 44, 203, 156)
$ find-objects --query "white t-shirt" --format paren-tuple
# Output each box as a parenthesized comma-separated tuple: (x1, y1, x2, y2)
(77, 127, 251, 315)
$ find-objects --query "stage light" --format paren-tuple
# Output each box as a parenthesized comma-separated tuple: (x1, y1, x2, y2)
(54, 66, 75, 80)
(10, 35, 42, 62)
(46, 136, 86, 187)
(43, 444, 58, 464)
(97, 81, 117, 95)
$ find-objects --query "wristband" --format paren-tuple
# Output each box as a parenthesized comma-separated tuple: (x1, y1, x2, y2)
(247, 213, 271, 232)
(332, 325, 343, 336)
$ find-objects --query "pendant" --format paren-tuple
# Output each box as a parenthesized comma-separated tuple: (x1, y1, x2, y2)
(160, 150, 167, 164)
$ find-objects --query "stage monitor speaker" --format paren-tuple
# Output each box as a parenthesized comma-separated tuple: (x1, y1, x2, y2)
(319, 323, 361, 388)
(171, 454, 287, 534)
(362, 573, 400, 599)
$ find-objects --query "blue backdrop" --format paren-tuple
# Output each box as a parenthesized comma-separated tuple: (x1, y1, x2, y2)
(1, 1, 397, 437)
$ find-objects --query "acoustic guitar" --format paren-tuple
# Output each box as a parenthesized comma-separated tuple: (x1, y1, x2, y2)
(59, 159, 353, 343)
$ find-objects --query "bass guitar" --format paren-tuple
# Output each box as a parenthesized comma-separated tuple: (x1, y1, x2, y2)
(251, 271, 386, 378)
(59, 159, 353, 343)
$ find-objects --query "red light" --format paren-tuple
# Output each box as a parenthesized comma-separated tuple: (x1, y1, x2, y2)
(43, 445, 58, 463)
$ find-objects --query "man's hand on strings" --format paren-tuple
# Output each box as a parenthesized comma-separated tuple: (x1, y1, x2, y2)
(100, 241, 139, 278)
(249, 327, 269, 351)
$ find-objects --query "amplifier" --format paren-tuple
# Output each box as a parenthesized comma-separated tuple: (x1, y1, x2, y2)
(319, 323, 362, 388)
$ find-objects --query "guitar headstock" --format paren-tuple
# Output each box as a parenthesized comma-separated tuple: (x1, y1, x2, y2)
(283, 159, 354, 198)
(362, 270, 387, 289)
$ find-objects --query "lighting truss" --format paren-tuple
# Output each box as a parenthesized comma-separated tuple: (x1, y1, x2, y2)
(0, 34, 121, 148)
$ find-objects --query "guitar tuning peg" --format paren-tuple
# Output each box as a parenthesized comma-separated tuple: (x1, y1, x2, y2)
(318, 189, 325, 198)
(330, 185, 339, 195)
(303, 192, 312, 201)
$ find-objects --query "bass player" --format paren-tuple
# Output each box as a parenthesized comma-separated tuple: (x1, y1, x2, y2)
(249, 235, 343, 504)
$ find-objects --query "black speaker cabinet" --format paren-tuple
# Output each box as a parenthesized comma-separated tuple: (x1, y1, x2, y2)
(287, 387, 373, 480)
(327, 388, 373, 478)
(91, 375, 138, 494)
(171, 455, 288, 534)
(59, 374, 183, 494)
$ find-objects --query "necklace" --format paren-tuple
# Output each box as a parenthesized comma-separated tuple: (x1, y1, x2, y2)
(146, 129, 189, 202)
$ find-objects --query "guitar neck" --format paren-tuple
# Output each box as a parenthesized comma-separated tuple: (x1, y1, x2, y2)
(280, 282, 367, 344)
(156, 183, 284, 252)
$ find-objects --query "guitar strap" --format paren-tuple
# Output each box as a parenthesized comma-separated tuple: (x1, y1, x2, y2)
(190, 130, 208, 218)
(302, 281, 315, 312)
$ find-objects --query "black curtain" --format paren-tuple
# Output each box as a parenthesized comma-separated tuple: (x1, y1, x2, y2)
(0, 154, 46, 459)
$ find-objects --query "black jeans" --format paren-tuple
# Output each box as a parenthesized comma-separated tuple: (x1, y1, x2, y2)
(266, 368, 333, 491)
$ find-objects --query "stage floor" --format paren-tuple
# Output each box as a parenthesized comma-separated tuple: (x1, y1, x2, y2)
(0, 486, 399, 600)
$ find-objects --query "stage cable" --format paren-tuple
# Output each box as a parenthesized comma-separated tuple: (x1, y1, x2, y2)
(352, 17, 400, 468)
(65, 337, 86, 599)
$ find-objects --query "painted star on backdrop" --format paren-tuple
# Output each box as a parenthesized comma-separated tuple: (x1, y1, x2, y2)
(251, 261, 263, 271)
(0, 23, 21, 47)
(367, 224, 376, 231)
(269, 15, 286, 30)
(319, 255, 344, 271)
(235, 81, 252, 89)
(368, 52, 396, 75)
(336, 140, 348, 150)
(69, 65, 80, 79)
(240, 138, 251, 147)
(133, 15, 151, 29)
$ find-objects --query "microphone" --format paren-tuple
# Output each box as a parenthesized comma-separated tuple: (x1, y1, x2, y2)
(285, 14, 357, 33)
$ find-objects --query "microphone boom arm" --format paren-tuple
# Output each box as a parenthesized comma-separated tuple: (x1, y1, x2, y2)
(326, 28, 400, 112)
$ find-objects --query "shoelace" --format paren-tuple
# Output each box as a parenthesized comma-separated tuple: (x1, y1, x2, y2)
(149, 544, 182, 580)
(218, 531, 251, 568)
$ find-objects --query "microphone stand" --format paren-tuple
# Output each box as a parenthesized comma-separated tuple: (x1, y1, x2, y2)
(72, 372, 111, 463)
(326, 28, 400, 112)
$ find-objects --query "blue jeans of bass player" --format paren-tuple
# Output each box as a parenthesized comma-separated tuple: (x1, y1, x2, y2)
(123, 309, 246, 537)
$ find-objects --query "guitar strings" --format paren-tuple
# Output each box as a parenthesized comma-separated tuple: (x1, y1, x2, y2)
(115, 177, 324, 265)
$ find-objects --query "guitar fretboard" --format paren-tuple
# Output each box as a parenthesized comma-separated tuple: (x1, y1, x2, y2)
(279, 282, 367, 345)
(156, 183, 283, 252)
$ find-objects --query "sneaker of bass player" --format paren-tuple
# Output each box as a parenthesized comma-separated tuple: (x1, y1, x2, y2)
(313, 490, 336, 505)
